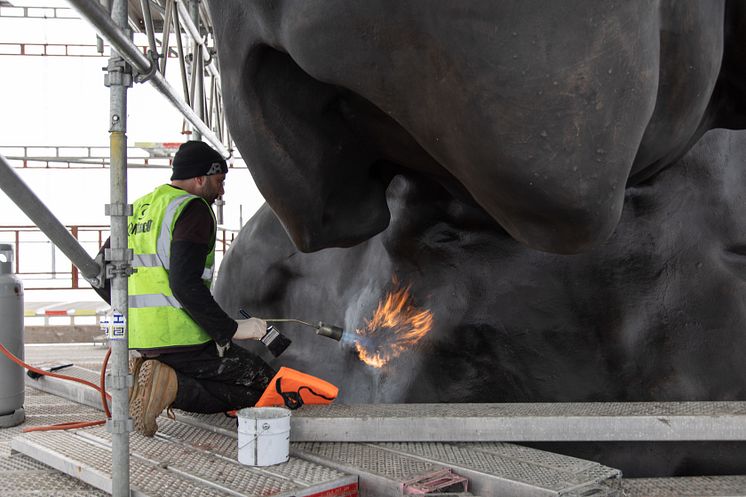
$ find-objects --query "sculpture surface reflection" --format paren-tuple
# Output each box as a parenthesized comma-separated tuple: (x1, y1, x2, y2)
(206, 1, 746, 476)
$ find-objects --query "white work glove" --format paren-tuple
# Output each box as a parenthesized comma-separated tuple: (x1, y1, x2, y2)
(234, 317, 267, 341)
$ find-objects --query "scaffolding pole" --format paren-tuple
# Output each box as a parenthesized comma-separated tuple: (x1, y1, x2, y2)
(176, 0, 212, 69)
(0, 153, 102, 285)
(66, 0, 229, 158)
(105, 0, 132, 495)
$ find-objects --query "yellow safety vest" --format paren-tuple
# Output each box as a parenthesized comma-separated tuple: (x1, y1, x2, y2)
(127, 184, 216, 350)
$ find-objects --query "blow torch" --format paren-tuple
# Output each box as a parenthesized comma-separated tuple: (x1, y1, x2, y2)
(238, 309, 345, 357)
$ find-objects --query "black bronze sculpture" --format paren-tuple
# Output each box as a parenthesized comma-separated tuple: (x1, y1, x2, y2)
(206, 1, 746, 476)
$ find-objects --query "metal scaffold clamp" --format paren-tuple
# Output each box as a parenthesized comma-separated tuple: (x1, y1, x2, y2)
(134, 50, 159, 84)
(104, 244, 136, 279)
(103, 55, 133, 89)
(204, 46, 215, 66)
(85, 253, 108, 289)
(106, 262, 136, 279)
(106, 418, 133, 435)
(102, 203, 135, 279)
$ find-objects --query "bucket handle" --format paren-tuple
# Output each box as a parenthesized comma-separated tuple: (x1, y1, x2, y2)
(237, 434, 259, 451)
(237, 421, 279, 450)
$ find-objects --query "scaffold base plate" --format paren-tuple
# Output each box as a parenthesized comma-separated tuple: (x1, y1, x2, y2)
(0, 408, 25, 428)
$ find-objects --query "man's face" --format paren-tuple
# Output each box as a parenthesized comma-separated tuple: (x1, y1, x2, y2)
(198, 173, 226, 204)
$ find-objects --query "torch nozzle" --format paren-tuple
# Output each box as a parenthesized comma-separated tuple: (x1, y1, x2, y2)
(316, 322, 345, 341)
(262, 317, 345, 341)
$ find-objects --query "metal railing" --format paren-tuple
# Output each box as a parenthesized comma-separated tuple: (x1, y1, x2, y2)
(0, 5, 77, 19)
(0, 41, 175, 57)
(0, 144, 172, 169)
(0, 144, 243, 169)
(0, 224, 238, 290)
(0, 225, 107, 290)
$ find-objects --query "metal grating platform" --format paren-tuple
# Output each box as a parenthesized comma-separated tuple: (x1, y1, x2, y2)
(13, 347, 359, 497)
(25, 364, 108, 411)
(12, 344, 746, 497)
(18, 369, 625, 497)
(622, 475, 746, 496)
(1, 388, 109, 497)
(24, 343, 109, 363)
(11, 414, 357, 497)
(172, 412, 622, 497)
(13, 428, 358, 497)
(23, 345, 110, 414)
(291, 442, 619, 497)
(14, 430, 236, 497)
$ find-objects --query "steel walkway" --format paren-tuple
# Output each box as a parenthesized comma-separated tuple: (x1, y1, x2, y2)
(3, 344, 746, 497)
(12, 379, 620, 496)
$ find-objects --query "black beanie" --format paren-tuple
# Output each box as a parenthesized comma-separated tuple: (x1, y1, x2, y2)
(170, 141, 228, 180)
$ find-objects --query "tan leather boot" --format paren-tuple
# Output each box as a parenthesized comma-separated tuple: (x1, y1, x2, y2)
(129, 360, 177, 437)
(128, 356, 144, 401)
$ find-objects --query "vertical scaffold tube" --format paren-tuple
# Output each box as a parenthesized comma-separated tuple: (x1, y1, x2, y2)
(108, 0, 131, 495)
(189, 0, 203, 142)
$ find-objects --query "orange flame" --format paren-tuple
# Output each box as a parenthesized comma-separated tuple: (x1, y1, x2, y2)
(354, 281, 433, 368)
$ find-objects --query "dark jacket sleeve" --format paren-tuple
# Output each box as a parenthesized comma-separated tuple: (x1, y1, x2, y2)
(168, 199, 238, 346)
(93, 237, 111, 305)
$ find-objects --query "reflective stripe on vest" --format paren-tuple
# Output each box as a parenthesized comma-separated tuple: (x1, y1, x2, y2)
(129, 294, 183, 309)
(156, 193, 192, 271)
(132, 254, 160, 267)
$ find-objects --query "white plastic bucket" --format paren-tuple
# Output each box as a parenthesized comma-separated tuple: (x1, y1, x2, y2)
(237, 407, 291, 466)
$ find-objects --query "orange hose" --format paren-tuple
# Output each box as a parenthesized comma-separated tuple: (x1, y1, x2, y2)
(99, 347, 112, 418)
(0, 343, 114, 432)
(22, 420, 106, 432)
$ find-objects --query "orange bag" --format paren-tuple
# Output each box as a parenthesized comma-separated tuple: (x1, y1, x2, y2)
(255, 367, 338, 409)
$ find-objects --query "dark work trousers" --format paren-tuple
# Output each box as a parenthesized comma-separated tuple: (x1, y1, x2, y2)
(154, 342, 276, 414)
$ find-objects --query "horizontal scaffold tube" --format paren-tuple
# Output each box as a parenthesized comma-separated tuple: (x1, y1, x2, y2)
(0, 153, 102, 283)
(66, 0, 229, 158)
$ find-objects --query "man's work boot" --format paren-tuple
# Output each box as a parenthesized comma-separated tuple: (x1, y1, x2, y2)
(129, 360, 177, 437)
(128, 356, 145, 401)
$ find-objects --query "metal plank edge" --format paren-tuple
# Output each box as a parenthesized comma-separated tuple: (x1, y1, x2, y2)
(290, 413, 746, 442)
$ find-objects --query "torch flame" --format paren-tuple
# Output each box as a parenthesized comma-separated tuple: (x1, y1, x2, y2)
(354, 281, 433, 368)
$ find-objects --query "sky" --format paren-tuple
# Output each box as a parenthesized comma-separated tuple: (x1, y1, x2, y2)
(0, 1, 266, 300)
